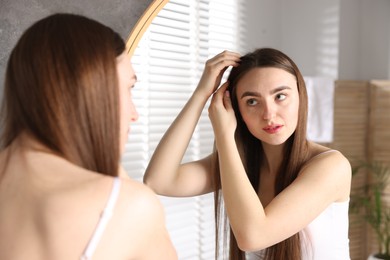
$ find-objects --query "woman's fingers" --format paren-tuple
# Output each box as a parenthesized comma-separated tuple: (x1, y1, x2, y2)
(206, 50, 241, 71)
(209, 81, 236, 137)
(210, 81, 230, 108)
(196, 50, 240, 99)
(223, 86, 232, 110)
(209, 50, 241, 63)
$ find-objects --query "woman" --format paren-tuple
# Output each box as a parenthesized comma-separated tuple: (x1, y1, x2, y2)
(0, 13, 177, 260)
(144, 48, 351, 259)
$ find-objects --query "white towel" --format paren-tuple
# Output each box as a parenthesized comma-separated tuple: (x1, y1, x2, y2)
(304, 77, 335, 143)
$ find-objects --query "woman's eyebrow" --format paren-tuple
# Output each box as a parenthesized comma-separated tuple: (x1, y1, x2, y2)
(241, 91, 260, 99)
(270, 86, 291, 94)
(240, 86, 291, 99)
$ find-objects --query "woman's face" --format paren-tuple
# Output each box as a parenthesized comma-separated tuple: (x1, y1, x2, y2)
(117, 52, 139, 154)
(236, 67, 299, 146)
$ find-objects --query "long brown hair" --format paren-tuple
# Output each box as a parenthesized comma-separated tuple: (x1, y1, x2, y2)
(1, 13, 125, 176)
(212, 48, 310, 260)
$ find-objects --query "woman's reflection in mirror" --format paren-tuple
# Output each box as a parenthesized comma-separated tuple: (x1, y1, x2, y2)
(144, 48, 351, 260)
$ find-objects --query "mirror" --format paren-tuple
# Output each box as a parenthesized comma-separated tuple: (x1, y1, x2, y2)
(126, 1, 390, 259)
(126, 0, 169, 56)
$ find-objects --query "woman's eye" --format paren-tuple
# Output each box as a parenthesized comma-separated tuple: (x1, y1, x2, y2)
(276, 93, 286, 101)
(246, 99, 258, 106)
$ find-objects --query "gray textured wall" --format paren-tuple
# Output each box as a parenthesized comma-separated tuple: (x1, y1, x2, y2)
(0, 0, 154, 98)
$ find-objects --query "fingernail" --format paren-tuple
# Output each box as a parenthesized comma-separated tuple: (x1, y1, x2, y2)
(225, 91, 230, 97)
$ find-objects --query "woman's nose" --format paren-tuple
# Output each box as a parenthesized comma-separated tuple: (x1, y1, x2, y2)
(262, 102, 275, 121)
(130, 101, 139, 122)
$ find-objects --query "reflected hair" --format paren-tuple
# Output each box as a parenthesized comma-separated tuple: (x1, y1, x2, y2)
(212, 48, 310, 260)
(1, 13, 126, 176)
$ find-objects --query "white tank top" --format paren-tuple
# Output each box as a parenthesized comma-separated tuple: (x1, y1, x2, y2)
(246, 150, 351, 259)
(246, 200, 350, 260)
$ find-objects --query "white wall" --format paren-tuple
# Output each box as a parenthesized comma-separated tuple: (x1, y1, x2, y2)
(280, 0, 340, 78)
(241, 0, 282, 52)
(339, 0, 390, 80)
(242, 0, 390, 80)
(242, 0, 340, 77)
(337, 0, 360, 80)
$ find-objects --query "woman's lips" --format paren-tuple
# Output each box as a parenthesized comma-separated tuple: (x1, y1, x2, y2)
(263, 124, 283, 134)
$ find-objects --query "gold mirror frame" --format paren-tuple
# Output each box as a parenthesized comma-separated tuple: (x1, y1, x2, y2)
(126, 0, 169, 56)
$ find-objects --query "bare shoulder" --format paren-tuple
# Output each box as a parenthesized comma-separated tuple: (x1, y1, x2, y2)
(305, 142, 351, 171)
(112, 177, 177, 259)
(312, 146, 350, 170)
(300, 143, 352, 201)
(114, 177, 168, 235)
(117, 177, 165, 218)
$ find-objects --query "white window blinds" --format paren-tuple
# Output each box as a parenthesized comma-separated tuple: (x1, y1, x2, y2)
(123, 0, 243, 259)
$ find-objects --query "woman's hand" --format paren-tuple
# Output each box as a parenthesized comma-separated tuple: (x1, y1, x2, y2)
(195, 50, 240, 99)
(208, 82, 237, 141)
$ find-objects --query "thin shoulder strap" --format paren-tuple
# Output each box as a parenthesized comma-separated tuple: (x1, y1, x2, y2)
(81, 177, 122, 260)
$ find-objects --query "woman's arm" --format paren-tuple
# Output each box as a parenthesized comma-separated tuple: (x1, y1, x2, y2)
(208, 85, 352, 251)
(143, 51, 241, 197)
